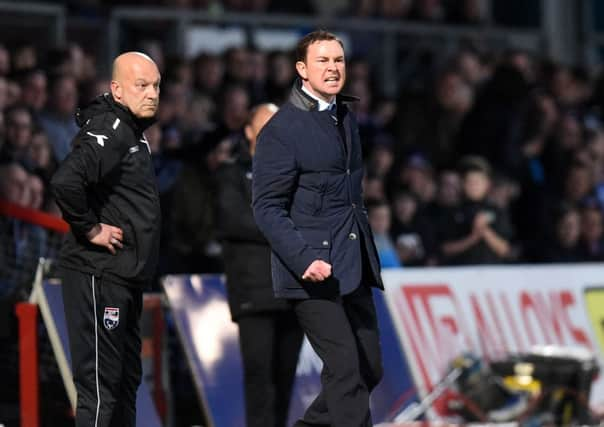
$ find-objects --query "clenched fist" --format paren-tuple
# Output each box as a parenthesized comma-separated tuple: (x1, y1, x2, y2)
(302, 260, 332, 282)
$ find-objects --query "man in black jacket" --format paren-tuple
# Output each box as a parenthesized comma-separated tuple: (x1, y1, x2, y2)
(51, 52, 161, 427)
(253, 31, 384, 427)
(216, 103, 303, 427)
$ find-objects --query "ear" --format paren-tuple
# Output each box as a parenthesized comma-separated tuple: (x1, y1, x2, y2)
(110, 80, 122, 100)
(248, 139, 257, 157)
(244, 123, 254, 143)
(295, 61, 308, 80)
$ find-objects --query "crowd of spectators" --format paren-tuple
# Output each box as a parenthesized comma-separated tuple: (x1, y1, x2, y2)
(2, 30, 604, 284)
(37, 0, 496, 26)
(0, 3, 599, 425)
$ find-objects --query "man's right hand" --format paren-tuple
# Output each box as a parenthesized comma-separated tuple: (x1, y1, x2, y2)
(302, 260, 332, 282)
(86, 223, 124, 255)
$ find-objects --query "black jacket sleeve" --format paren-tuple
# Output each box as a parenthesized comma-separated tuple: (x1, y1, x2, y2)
(215, 162, 266, 244)
(51, 124, 127, 238)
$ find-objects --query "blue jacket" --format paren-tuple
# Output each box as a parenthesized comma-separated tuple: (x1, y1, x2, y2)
(252, 81, 383, 299)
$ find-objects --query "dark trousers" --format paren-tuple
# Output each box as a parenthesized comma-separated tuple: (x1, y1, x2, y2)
(60, 268, 142, 427)
(238, 310, 304, 427)
(292, 284, 383, 427)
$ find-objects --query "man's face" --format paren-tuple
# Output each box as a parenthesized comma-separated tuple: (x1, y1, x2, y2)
(7, 109, 33, 149)
(368, 205, 391, 235)
(53, 76, 78, 116)
(463, 171, 490, 201)
(113, 59, 161, 119)
(438, 171, 461, 206)
(296, 40, 346, 102)
(222, 88, 249, 131)
(394, 194, 417, 223)
(197, 56, 223, 90)
(582, 208, 603, 243)
(565, 167, 592, 202)
(22, 72, 47, 111)
(557, 210, 580, 247)
(1, 165, 29, 206)
(27, 175, 44, 210)
(29, 132, 51, 167)
(227, 48, 251, 82)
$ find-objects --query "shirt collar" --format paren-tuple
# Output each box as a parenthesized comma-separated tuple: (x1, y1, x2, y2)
(301, 84, 336, 112)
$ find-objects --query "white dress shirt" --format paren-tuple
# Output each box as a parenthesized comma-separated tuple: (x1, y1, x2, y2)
(301, 84, 337, 112)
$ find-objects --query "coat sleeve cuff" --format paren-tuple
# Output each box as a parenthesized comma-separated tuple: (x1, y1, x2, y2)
(69, 214, 98, 238)
(291, 249, 320, 279)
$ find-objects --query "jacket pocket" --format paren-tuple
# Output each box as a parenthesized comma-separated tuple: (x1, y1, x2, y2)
(299, 227, 331, 263)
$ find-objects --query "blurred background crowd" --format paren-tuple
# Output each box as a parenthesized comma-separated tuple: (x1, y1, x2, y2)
(2, 0, 537, 23)
(1, 0, 604, 424)
(1, 0, 603, 287)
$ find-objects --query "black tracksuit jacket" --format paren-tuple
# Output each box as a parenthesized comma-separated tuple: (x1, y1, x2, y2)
(51, 93, 161, 289)
(215, 144, 290, 320)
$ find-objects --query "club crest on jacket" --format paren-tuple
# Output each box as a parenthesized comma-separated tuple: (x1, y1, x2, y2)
(103, 307, 120, 330)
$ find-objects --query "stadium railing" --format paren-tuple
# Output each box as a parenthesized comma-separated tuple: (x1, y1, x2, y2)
(0, 1, 65, 46)
(107, 6, 545, 97)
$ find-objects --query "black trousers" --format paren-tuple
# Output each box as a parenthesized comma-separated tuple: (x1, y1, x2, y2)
(292, 284, 383, 427)
(60, 268, 142, 427)
(238, 310, 304, 427)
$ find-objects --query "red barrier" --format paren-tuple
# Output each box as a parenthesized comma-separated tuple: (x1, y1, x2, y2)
(143, 296, 168, 422)
(16, 303, 39, 427)
(0, 200, 69, 233)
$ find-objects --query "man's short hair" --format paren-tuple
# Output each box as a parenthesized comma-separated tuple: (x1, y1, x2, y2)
(458, 155, 492, 177)
(295, 30, 343, 63)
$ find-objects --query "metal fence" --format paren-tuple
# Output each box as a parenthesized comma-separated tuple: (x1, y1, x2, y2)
(4, 1, 604, 88)
(107, 6, 545, 96)
(0, 1, 546, 96)
(0, 1, 65, 46)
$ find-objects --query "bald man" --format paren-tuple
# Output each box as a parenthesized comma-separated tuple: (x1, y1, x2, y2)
(51, 52, 161, 427)
(215, 104, 304, 427)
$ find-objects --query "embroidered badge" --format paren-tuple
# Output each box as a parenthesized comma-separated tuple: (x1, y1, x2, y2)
(103, 307, 120, 330)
